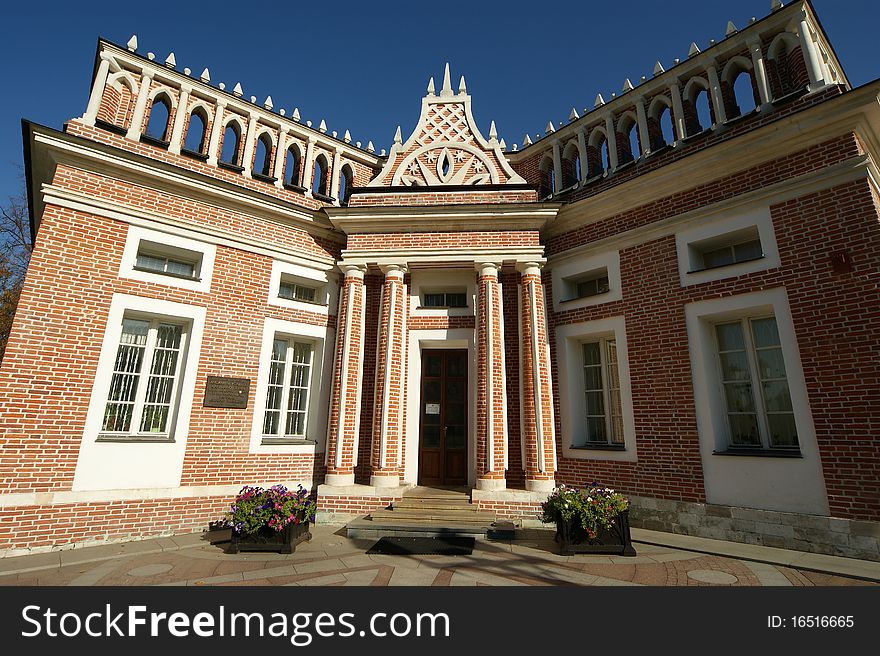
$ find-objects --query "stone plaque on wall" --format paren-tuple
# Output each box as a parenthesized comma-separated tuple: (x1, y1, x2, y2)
(203, 376, 250, 409)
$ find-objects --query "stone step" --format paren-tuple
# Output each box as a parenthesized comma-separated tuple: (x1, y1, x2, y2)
(402, 487, 470, 501)
(393, 498, 476, 511)
(373, 508, 496, 523)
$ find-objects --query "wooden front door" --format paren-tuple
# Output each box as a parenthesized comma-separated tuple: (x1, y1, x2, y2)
(418, 350, 468, 486)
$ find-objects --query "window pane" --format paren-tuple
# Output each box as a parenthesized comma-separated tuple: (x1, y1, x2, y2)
(762, 381, 793, 412)
(424, 293, 445, 307)
(102, 319, 149, 432)
(135, 253, 166, 272)
(734, 239, 762, 261)
(165, 259, 195, 278)
(582, 342, 601, 366)
(447, 355, 466, 378)
(724, 382, 756, 413)
(283, 342, 312, 437)
(585, 391, 604, 415)
(424, 380, 441, 403)
(446, 402, 465, 424)
(425, 356, 442, 377)
(728, 414, 761, 446)
(446, 426, 465, 449)
(756, 348, 786, 379)
(262, 338, 287, 436)
(422, 425, 441, 448)
(702, 246, 734, 268)
(140, 324, 183, 433)
(446, 293, 467, 308)
(751, 317, 781, 348)
(446, 379, 465, 401)
(586, 416, 606, 443)
(719, 351, 750, 381)
(767, 414, 798, 447)
(715, 322, 744, 351)
(583, 366, 602, 390)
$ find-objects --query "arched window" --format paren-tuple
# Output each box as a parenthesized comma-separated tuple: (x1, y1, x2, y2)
(732, 71, 758, 117)
(695, 89, 712, 131)
(220, 122, 242, 166)
(587, 129, 609, 178)
(144, 95, 171, 142)
(618, 113, 640, 163)
(340, 164, 354, 204)
(538, 156, 554, 198)
(767, 32, 807, 99)
(284, 146, 302, 187)
(183, 108, 208, 154)
(312, 155, 329, 196)
(648, 97, 676, 150)
(722, 58, 758, 120)
(562, 142, 581, 188)
(253, 133, 273, 178)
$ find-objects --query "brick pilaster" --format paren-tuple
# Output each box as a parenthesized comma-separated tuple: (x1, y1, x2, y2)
(475, 262, 506, 490)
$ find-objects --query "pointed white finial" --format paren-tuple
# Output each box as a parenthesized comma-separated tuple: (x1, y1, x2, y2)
(569, 108, 579, 122)
(611, 93, 617, 99)
(489, 120, 497, 141)
(165, 52, 176, 68)
(523, 134, 533, 146)
(200, 68, 210, 83)
(726, 21, 738, 36)
(184, 67, 191, 76)
(427, 77, 435, 96)
(233, 82, 243, 97)
(344, 129, 352, 143)
(147, 52, 155, 61)
(674, 58, 681, 65)
(458, 75, 467, 94)
(622, 78, 634, 92)
(771, 0, 783, 11)
(440, 63, 453, 97)
(499, 138, 507, 152)
(380, 148, 386, 156)
(394, 125, 402, 144)
(319, 119, 327, 133)
(594, 93, 605, 108)
(653, 61, 665, 76)
(689, 42, 701, 57)
(264, 96, 273, 110)
(126, 35, 138, 52)
(639, 76, 647, 84)
(292, 107, 300, 122)
(367, 141, 375, 153)
(545, 121, 555, 135)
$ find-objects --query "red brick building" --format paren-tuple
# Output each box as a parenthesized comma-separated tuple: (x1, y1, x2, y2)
(2, 1, 878, 559)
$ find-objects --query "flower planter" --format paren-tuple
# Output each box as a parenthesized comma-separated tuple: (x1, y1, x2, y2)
(228, 521, 311, 554)
(555, 510, 636, 557)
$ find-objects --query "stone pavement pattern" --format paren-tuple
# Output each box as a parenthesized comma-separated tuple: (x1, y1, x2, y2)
(0, 526, 874, 587)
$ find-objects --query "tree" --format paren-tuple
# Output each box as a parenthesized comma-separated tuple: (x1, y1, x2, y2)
(0, 186, 31, 364)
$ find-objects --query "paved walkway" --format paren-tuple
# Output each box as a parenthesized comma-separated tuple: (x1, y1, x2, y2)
(0, 525, 876, 587)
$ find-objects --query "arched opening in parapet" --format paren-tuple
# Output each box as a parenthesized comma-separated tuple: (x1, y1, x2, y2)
(312, 154, 329, 196)
(340, 164, 354, 204)
(538, 155, 555, 198)
(562, 141, 581, 188)
(220, 120, 243, 166)
(183, 107, 208, 154)
(144, 93, 172, 142)
(284, 144, 302, 187)
(253, 132, 274, 177)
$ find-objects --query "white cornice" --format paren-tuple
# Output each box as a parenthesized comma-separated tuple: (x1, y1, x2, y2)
(98, 42, 383, 168)
(326, 202, 561, 234)
(340, 246, 546, 268)
(32, 126, 342, 241)
(547, 82, 880, 238)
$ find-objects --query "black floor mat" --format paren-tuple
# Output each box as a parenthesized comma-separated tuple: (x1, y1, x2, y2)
(366, 536, 475, 555)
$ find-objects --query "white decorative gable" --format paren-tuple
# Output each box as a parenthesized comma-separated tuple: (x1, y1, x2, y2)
(370, 64, 525, 187)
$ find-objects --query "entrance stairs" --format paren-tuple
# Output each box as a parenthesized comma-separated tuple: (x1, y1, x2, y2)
(345, 486, 515, 540)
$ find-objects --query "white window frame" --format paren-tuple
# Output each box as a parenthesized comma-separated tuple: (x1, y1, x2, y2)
(249, 317, 332, 454)
(409, 269, 475, 318)
(580, 337, 626, 447)
(675, 205, 779, 287)
(267, 260, 335, 315)
(73, 294, 206, 492)
(684, 287, 829, 515)
(556, 316, 637, 462)
(119, 225, 216, 293)
(260, 338, 315, 441)
(549, 250, 622, 313)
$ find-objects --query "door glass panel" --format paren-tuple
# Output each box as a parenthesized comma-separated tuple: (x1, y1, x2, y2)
(447, 354, 466, 377)
(425, 355, 442, 377)
(446, 380, 465, 402)
(446, 425, 465, 449)
(422, 425, 441, 448)
(424, 380, 441, 403)
(446, 402, 465, 424)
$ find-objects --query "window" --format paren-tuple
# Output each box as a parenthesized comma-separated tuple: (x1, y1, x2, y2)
(284, 146, 302, 188)
(183, 109, 208, 155)
(339, 164, 354, 204)
(279, 279, 317, 303)
(253, 133, 274, 179)
(100, 317, 188, 440)
(423, 291, 467, 308)
(572, 270, 610, 299)
(134, 240, 201, 281)
(312, 155, 329, 197)
(714, 316, 797, 450)
(220, 121, 242, 168)
(552, 252, 621, 312)
(144, 95, 171, 143)
(261, 338, 314, 440)
(689, 227, 763, 272)
(581, 339, 625, 446)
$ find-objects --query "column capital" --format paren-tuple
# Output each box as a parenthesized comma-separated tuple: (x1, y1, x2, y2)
(474, 261, 501, 277)
(307, 135, 318, 145)
(99, 52, 116, 64)
(179, 82, 193, 95)
(216, 98, 228, 109)
(339, 263, 366, 279)
(516, 261, 545, 276)
(139, 70, 154, 83)
(378, 263, 407, 276)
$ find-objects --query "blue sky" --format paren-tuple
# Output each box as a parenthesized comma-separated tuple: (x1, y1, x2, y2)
(1, 0, 877, 204)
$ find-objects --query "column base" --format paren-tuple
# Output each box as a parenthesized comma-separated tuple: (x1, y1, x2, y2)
(370, 474, 400, 488)
(475, 477, 506, 491)
(324, 473, 355, 487)
(525, 479, 556, 494)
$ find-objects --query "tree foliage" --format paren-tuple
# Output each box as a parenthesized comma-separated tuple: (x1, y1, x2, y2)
(0, 187, 31, 364)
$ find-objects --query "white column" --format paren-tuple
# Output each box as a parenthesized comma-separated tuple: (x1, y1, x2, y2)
(706, 62, 727, 125)
(205, 100, 226, 166)
(167, 84, 191, 155)
(576, 128, 588, 181)
(330, 148, 343, 205)
(240, 113, 258, 178)
(748, 39, 772, 107)
(635, 96, 651, 157)
(302, 136, 316, 198)
(797, 11, 826, 90)
(273, 128, 288, 188)
(82, 54, 113, 125)
(125, 71, 154, 141)
(604, 114, 619, 171)
(669, 80, 686, 144)
(551, 141, 563, 192)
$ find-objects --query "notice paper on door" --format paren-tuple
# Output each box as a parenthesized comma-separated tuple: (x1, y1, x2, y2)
(425, 403, 440, 414)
